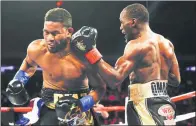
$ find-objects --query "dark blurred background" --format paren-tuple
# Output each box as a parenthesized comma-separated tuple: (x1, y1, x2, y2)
(1, 1, 196, 125)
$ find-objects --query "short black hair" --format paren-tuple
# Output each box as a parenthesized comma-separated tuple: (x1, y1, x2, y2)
(124, 3, 149, 23)
(44, 8, 72, 27)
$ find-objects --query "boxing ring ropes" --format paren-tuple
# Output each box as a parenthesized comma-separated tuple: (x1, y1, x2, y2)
(1, 91, 195, 125)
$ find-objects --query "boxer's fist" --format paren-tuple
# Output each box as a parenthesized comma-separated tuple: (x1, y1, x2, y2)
(71, 26, 102, 64)
(6, 79, 29, 106)
(71, 26, 97, 53)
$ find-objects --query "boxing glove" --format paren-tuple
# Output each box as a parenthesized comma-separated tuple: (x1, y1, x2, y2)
(55, 95, 95, 125)
(6, 79, 30, 106)
(55, 95, 85, 126)
(71, 26, 102, 64)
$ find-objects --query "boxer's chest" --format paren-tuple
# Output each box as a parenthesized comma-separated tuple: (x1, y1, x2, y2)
(36, 53, 85, 81)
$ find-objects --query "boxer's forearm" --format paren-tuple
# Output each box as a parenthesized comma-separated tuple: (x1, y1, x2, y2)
(168, 73, 181, 87)
(169, 68, 181, 86)
(79, 87, 105, 112)
(95, 59, 123, 87)
(19, 58, 37, 77)
(12, 58, 37, 85)
(88, 88, 105, 103)
(88, 80, 106, 103)
(168, 53, 181, 87)
(79, 71, 106, 112)
(86, 69, 106, 103)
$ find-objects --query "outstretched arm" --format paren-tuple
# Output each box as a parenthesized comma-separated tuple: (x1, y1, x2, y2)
(71, 26, 137, 89)
(94, 55, 135, 89)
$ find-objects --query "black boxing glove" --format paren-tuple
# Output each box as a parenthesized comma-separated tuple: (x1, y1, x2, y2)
(71, 26, 102, 64)
(6, 79, 30, 106)
(55, 95, 86, 126)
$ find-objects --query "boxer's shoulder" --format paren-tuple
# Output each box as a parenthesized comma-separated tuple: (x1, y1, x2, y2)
(125, 40, 140, 51)
(27, 39, 47, 59)
(157, 35, 174, 58)
(124, 41, 143, 61)
(157, 34, 173, 48)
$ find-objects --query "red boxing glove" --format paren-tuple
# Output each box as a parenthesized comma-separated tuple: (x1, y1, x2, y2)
(85, 48, 102, 64)
(71, 26, 102, 64)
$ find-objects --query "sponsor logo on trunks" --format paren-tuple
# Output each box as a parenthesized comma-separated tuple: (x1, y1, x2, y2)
(151, 81, 167, 96)
(158, 104, 175, 120)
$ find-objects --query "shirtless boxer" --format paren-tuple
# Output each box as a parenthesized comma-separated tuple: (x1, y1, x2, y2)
(71, 3, 181, 125)
(6, 8, 106, 125)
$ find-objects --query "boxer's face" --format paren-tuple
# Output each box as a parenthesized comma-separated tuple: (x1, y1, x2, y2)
(43, 21, 70, 53)
(120, 10, 136, 42)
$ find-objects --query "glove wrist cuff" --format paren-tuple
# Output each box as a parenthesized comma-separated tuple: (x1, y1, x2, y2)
(13, 70, 30, 85)
(79, 95, 95, 112)
(85, 48, 102, 64)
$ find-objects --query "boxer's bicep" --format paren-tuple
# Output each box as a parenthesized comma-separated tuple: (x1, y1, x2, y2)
(19, 43, 38, 77)
(115, 56, 135, 81)
(114, 43, 140, 81)
(95, 49, 136, 86)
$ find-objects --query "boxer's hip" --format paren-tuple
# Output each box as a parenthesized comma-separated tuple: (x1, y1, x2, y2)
(40, 88, 94, 125)
(127, 97, 176, 125)
(127, 80, 176, 125)
(41, 88, 90, 109)
(128, 80, 169, 102)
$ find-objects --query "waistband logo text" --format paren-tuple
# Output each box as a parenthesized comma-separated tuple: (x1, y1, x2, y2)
(151, 81, 167, 96)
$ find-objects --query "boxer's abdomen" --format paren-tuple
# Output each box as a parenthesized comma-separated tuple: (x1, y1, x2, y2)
(37, 53, 88, 91)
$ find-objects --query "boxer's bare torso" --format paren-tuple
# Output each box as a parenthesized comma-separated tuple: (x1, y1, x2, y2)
(21, 39, 89, 91)
(128, 33, 180, 85)
(96, 31, 180, 87)
(127, 33, 171, 83)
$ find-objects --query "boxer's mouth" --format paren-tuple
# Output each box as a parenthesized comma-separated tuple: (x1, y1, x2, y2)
(122, 30, 125, 34)
(48, 43, 55, 47)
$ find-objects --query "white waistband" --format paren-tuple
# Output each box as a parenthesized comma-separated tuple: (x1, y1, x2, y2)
(128, 80, 168, 101)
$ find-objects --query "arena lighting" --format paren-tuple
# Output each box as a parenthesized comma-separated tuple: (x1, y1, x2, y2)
(1, 66, 14, 72)
(186, 66, 196, 72)
(1, 66, 43, 73)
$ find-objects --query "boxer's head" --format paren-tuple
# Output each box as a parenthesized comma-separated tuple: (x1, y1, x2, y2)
(120, 3, 149, 42)
(43, 8, 74, 53)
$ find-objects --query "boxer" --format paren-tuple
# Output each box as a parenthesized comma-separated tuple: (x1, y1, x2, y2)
(71, 3, 181, 125)
(6, 8, 106, 125)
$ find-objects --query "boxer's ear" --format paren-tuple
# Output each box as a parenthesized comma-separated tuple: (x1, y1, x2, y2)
(68, 27, 74, 34)
(66, 27, 74, 39)
(129, 18, 137, 27)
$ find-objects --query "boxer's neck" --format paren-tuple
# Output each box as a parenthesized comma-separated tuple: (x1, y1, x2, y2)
(138, 23, 153, 38)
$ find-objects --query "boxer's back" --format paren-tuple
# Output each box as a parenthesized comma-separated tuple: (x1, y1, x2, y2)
(129, 33, 172, 83)
(129, 34, 175, 84)
(27, 39, 89, 91)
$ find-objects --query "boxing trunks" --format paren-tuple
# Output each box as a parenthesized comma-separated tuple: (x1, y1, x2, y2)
(127, 80, 176, 125)
(41, 88, 95, 125)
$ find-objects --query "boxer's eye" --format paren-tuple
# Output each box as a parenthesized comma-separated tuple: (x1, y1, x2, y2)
(51, 31, 60, 36)
(44, 30, 49, 35)
(43, 30, 60, 36)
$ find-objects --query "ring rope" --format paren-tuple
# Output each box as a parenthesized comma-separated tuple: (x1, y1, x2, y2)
(1, 91, 195, 112)
(175, 112, 195, 122)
